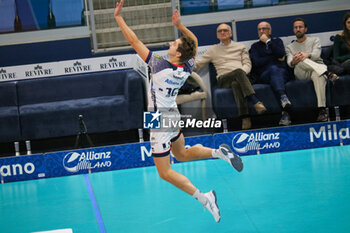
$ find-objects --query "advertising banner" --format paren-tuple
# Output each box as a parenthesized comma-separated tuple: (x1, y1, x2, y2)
(45, 142, 154, 178)
(1, 121, 349, 183)
(0, 47, 212, 83)
(0, 134, 215, 183)
(214, 120, 350, 156)
(0, 154, 45, 183)
(44, 134, 214, 179)
(184, 134, 214, 148)
(0, 55, 135, 82)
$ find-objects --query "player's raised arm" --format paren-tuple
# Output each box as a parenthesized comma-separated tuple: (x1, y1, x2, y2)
(172, 10, 198, 55)
(114, 0, 149, 61)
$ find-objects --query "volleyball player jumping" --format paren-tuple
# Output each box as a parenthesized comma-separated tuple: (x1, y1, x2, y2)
(114, 0, 243, 222)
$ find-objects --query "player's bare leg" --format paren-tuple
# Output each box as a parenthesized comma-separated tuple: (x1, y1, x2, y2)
(170, 134, 212, 162)
(153, 155, 196, 195)
(153, 154, 220, 222)
(171, 134, 243, 172)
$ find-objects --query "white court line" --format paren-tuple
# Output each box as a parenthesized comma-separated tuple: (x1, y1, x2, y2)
(32, 229, 73, 233)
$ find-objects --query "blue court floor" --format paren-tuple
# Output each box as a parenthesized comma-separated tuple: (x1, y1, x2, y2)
(1, 145, 350, 233)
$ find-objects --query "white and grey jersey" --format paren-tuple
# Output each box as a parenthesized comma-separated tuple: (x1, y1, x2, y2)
(145, 51, 195, 111)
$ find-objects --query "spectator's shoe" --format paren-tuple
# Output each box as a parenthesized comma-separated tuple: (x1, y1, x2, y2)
(317, 108, 328, 122)
(242, 117, 251, 130)
(280, 95, 292, 109)
(204, 190, 220, 223)
(279, 111, 291, 126)
(326, 72, 339, 84)
(254, 101, 267, 114)
(217, 144, 243, 172)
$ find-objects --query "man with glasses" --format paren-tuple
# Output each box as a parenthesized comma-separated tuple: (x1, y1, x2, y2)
(249, 21, 292, 126)
(194, 23, 266, 130)
(286, 18, 338, 122)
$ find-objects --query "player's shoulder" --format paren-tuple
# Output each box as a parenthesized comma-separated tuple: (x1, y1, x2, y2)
(147, 51, 163, 62)
(152, 52, 163, 60)
(186, 57, 195, 67)
(183, 58, 195, 73)
(148, 52, 173, 72)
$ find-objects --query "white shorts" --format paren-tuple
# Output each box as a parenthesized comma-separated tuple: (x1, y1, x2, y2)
(150, 110, 182, 157)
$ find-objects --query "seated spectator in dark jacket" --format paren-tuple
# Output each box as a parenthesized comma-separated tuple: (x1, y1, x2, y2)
(331, 12, 350, 75)
(249, 21, 291, 126)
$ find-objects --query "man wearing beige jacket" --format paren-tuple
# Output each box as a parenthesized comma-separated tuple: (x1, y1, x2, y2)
(286, 18, 338, 122)
(194, 23, 266, 129)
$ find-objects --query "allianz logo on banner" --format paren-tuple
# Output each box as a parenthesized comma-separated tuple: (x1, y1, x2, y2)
(63, 151, 112, 173)
(309, 124, 350, 142)
(0, 162, 35, 177)
(232, 132, 280, 154)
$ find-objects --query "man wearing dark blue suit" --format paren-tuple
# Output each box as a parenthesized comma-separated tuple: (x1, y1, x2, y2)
(249, 21, 292, 126)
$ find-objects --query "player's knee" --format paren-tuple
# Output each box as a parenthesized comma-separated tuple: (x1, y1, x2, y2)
(157, 169, 172, 182)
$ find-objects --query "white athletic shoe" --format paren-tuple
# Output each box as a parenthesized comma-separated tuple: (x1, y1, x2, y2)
(217, 144, 243, 172)
(204, 190, 220, 223)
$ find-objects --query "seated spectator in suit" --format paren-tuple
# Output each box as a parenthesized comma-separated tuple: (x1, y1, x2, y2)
(194, 23, 266, 130)
(331, 12, 350, 75)
(249, 21, 292, 126)
(286, 18, 338, 122)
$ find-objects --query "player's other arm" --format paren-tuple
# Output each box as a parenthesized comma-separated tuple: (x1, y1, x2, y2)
(172, 10, 198, 54)
(114, 0, 149, 61)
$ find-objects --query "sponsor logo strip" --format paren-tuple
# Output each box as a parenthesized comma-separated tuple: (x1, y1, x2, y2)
(0, 55, 137, 82)
(215, 121, 350, 155)
(1, 120, 349, 183)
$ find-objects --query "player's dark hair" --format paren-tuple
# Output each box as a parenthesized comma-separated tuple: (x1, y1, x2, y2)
(177, 37, 196, 63)
(293, 18, 307, 28)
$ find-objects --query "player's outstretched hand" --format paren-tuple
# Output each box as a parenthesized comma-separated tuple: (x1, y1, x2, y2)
(114, 0, 125, 18)
(172, 9, 181, 28)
